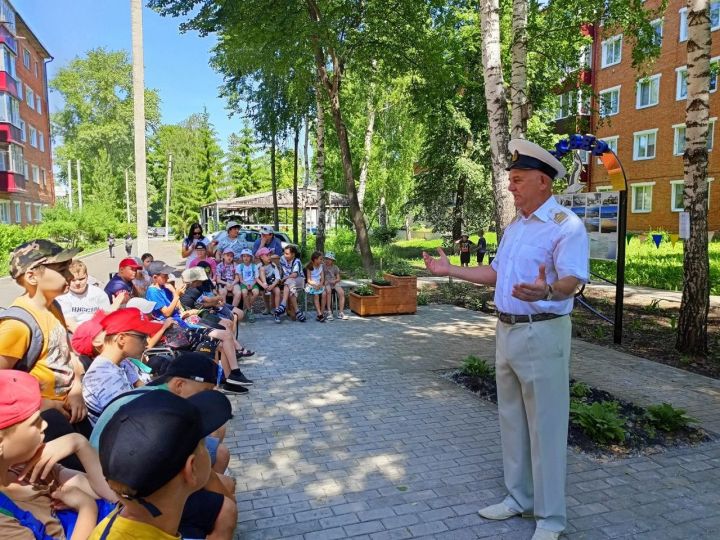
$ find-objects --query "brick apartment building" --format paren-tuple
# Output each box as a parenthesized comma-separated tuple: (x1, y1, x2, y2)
(0, 0, 54, 226)
(555, 1, 720, 234)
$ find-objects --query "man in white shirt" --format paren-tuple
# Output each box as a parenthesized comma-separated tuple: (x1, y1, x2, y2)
(57, 260, 119, 332)
(423, 139, 589, 540)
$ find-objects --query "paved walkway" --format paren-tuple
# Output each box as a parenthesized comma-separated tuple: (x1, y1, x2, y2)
(229, 307, 720, 539)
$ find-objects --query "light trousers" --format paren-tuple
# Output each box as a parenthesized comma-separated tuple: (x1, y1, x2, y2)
(495, 315, 571, 533)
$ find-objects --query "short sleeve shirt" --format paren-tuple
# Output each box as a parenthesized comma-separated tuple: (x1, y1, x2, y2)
(0, 296, 74, 400)
(253, 236, 284, 257)
(236, 263, 258, 286)
(82, 356, 138, 425)
(145, 285, 186, 327)
(89, 509, 179, 540)
(216, 262, 236, 283)
(491, 196, 589, 315)
(324, 264, 340, 285)
(214, 232, 250, 260)
(179, 286, 204, 310)
(104, 274, 132, 302)
(57, 285, 111, 324)
(279, 257, 302, 279)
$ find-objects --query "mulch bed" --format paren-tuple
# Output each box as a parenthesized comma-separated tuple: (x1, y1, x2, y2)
(445, 371, 710, 458)
(420, 282, 720, 379)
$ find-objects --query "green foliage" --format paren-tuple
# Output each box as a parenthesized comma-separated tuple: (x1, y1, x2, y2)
(416, 290, 429, 306)
(353, 284, 374, 297)
(570, 400, 627, 445)
(371, 226, 398, 246)
(371, 272, 392, 286)
(645, 403, 698, 432)
(387, 259, 414, 277)
(570, 381, 591, 399)
(225, 126, 266, 198)
(461, 355, 495, 378)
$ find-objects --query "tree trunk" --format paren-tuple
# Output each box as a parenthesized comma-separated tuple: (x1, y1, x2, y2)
(293, 124, 300, 244)
(270, 136, 279, 231)
(510, 0, 529, 139)
(677, 0, 711, 356)
(478, 0, 515, 237)
(315, 91, 327, 253)
(302, 116, 310, 254)
(358, 90, 376, 212)
(452, 174, 467, 241)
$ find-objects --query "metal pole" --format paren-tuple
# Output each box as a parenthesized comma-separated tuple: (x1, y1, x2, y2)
(164, 154, 173, 241)
(67, 159, 73, 211)
(614, 189, 628, 344)
(125, 168, 131, 222)
(131, 0, 149, 254)
(76, 160, 82, 210)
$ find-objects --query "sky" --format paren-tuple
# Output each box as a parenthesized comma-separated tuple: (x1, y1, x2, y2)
(13, 0, 242, 148)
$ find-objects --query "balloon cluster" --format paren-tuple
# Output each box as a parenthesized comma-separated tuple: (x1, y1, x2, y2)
(549, 134, 610, 160)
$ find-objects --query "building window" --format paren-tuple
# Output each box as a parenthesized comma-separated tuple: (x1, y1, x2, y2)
(0, 1, 17, 35)
(33, 61, 38, 78)
(712, 57, 719, 92)
(597, 136, 619, 164)
(631, 182, 654, 213)
(0, 44, 16, 79)
(22, 48, 30, 69)
(679, 8, 688, 42)
(554, 91, 575, 120)
(35, 97, 41, 115)
(40, 168, 46, 186)
(25, 86, 33, 109)
(19, 119, 25, 142)
(0, 200, 9, 224)
(633, 129, 658, 160)
(25, 202, 31, 221)
(578, 89, 591, 116)
(672, 120, 714, 155)
(713, 2, 720, 30)
(676, 67, 687, 100)
(636, 74, 661, 109)
(672, 179, 714, 211)
(31, 164, 39, 183)
(579, 45, 592, 69)
(13, 201, 21, 222)
(16, 77, 21, 100)
(34, 203, 41, 221)
(601, 35, 623, 68)
(599, 86, 620, 117)
(651, 19, 663, 47)
(29, 126, 37, 148)
(0, 92, 21, 127)
(23, 159, 28, 178)
(0, 144, 24, 174)
(38, 133, 44, 152)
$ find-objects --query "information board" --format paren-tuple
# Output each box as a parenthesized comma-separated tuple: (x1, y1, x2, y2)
(556, 192, 619, 261)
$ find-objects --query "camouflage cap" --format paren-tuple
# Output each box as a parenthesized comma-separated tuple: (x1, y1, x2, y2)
(10, 239, 82, 279)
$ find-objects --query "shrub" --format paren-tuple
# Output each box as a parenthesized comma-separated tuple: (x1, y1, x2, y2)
(371, 272, 392, 286)
(570, 381, 591, 399)
(353, 284, 375, 296)
(417, 290, 428, 305)
(371, 226, 398, 246)
(387, 259, 414, 277)
(462, 355, 495, 378)
(645, 403, 698, 432)
(570, 400, 626, 445)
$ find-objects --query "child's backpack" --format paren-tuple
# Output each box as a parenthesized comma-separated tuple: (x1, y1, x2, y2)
(0, 305, 51, 372)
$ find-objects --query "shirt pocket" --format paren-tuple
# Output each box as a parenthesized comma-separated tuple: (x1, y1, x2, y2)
(514, 244, 551, 283)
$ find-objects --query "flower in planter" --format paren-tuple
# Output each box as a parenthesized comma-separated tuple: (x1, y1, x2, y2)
(353, 284, 375, 296)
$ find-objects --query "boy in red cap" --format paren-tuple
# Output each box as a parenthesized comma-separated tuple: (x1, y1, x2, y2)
(103, 257, 141, 304)
(0, 370, 117, 539)
(82, 308, 162, 426)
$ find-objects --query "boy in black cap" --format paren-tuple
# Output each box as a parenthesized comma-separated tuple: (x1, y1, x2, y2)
(90, 390, 232, 539)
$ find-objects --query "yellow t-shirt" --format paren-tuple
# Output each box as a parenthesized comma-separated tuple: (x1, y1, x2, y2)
(89, 510, 180, 540)
(0, 295, 75, 400)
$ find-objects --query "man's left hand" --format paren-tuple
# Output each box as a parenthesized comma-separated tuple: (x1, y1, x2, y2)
(512, 264, 549, 302)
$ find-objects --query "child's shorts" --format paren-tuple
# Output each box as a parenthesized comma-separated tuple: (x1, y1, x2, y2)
(284, 278, 300, 296)
(305, 285, 324, 295)
(241, 283, 260, 292)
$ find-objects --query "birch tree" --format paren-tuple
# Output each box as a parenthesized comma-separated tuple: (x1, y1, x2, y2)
(315, 90, 328, 254)
(677, 0, 711, 356)
(510, 0, 529, 139)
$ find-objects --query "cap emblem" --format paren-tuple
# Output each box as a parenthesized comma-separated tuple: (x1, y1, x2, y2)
(511, 150, 519, 162)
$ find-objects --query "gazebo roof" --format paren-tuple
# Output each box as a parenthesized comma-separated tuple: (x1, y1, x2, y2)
(203, 187, 349, 210)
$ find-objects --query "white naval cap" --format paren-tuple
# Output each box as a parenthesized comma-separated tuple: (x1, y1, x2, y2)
(506, 139, 567, 180)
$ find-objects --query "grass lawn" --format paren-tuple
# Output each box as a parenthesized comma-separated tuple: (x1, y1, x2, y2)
(389, 235, 720, 295)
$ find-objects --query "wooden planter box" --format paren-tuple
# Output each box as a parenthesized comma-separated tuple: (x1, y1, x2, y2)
(349, 276, 417, 317)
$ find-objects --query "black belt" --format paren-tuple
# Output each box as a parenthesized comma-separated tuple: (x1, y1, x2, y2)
(497, 312, 567, 325)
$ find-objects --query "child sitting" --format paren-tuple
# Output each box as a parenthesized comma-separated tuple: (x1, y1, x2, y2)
(273, 245, 305, 323)
(305, 251, 326, 322)
(323, 251, 347, 320)
(216, 248, 241, 308)
(256, 247, 281, 314)
(236, 248, 260, 322)
(0, 370, 117, 540)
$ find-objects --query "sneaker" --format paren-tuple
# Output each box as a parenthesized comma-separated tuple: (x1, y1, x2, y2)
(274, 314, 281, 324)
(337, 311, 347, 320)
(274, 304, 286, 316)
(478, 502, 524, 521)
(324, 311, 334, 321)
(296, 310, 306, 322)
(316, 314, 325, 322)
(220, 382, 249, 394)
(247, 310, 256, 323)
(235, 348, 255, 358)
(227, 369, 253, 386)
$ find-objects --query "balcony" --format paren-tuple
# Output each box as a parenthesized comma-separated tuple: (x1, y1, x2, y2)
(0, 170, 25, 192)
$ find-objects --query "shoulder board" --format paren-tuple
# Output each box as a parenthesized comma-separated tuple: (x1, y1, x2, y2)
(552, 210, 568, 225)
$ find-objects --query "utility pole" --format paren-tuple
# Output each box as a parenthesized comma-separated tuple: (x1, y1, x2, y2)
(125, 168, 131, 222)
(67, 159, 73, 211)
(76, 160, 83, 210)
(164, 154, 173, 241)
(131, 0, 149, 254)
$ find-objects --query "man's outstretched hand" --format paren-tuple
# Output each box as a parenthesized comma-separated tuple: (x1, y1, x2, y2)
(423, 248, 451, 277)
(512, 264, 548, 302)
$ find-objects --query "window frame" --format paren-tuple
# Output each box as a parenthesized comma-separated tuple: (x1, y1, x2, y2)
(630, 182, 655, 213)
(38, 132, 44, 152)
(712, 2, 720, 31)
(599, 85, 621, 117)
(22, 48, 30, 69)
(31, 163, 39, 183)
(679, 8, 688, 42)
(633, 129, 659, 160)
(672, 118, 715, 156)
(672, 178, 714, 211)
(650, 18, 663, 47)
(636, 74, 661, 109)
(676, 66, 688, 100)
(29, 125, 37, 148)
(19, 119, 25, 142)
(601, 34, 623, 68)
(0, 200, 9, 224)
(13, 201, 21, 223)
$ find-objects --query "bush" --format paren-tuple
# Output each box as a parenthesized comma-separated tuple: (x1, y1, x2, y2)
(570, 400, 627, 445)
(387, 259, 415, 277)
(417, 290, 429, 305)
(370, 226, 398, 246)
(353, 284, 374, 296)
(645, 403, 698, 432)
(371, 271, 392, 286)
(462, 355, 495, 378)
(570, 381, 591, 399)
